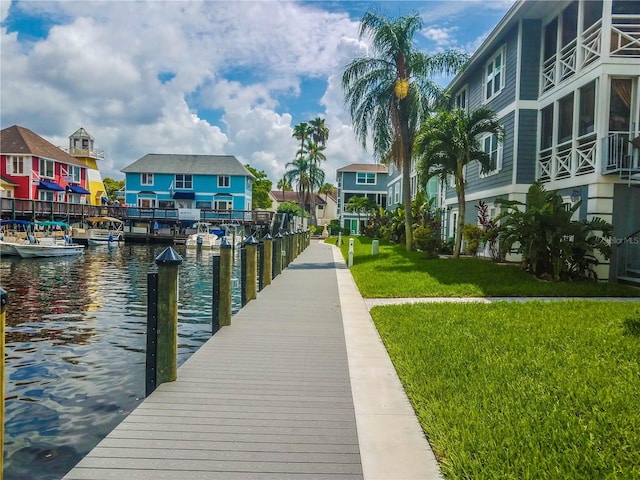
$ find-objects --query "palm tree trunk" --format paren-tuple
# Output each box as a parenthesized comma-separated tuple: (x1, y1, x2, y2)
(454, 173, 465, 258)
(400, 110, 413, 251)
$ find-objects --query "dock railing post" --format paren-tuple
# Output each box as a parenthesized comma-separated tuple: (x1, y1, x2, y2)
(263, 233, 273, 287)
(274, 232, 283, 276)
(212, 255, 220, 335)
(245, 235, 258, 302)
(257, 239, 264, 292)
(146, 273, 159, 396)
(154, 247, 183, 386)
(282, 232, 289, 268)
(219, 237, 232, 327)
(1, 287, 7, 473)
(240, 244, 247, 307)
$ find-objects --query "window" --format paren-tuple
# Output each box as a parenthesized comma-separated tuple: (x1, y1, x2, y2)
(6, 156, 25, 175)
(388, 187, 392, 202)
(137, 198, 156, 208)
(356, 172, 376, 184)
(141, 173, 154, 185)
(158, 200, 175, 209)
(215, 199, 232, 210)
(39, 190, 56, 201)
(394, 184, 400, 204)
(484, 47, 505, 101)
(218, 175, 230, 188)
(583, 1, 602, 30)
(561, 2, 578, 47)
(481, 133, 502, 176)
(175, 174, 193, 189)
(609, 79, 632, 132)
(543, 18, 558, 61)
(541, 104, 554, 150)
(39, 158, 54, 179)
(64, 165, 81, 183)
(558, 93, 574, 143)
(578, 81, 596, 136)
(455, 87, 468, 111)
(196, 201, 212, 209)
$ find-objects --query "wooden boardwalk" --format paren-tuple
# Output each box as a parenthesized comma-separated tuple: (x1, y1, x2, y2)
(64, 241, 363, 480)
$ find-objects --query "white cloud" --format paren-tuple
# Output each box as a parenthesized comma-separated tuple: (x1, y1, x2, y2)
(422, 26, 455, 46)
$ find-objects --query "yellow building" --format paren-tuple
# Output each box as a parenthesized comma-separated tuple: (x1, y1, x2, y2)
(63, 128, 107, 205)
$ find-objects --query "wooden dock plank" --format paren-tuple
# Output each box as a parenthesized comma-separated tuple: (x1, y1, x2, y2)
(63, 241, 363, 480)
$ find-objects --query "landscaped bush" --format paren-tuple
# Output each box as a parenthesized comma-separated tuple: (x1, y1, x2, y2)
(498, 182, 612, 281)
(462, 224, 483, 256)
(412, 225, 441, 259)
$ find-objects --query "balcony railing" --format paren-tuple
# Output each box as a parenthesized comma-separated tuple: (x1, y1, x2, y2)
(610, 15, 640, 57)
(62, 147, 105, 160)
(537, 133, 597, 182)
(602, 132, 640, 175)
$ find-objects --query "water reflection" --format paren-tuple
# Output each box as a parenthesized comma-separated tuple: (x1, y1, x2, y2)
(1, 244, 237, 479)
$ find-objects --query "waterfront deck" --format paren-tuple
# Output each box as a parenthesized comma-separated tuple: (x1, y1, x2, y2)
(63, 241, 439, 480)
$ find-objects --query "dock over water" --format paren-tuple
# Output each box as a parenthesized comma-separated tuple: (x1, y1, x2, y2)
(63, 241, 440, 480)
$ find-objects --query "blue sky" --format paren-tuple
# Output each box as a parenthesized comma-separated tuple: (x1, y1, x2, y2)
(1, 0, 515, 183)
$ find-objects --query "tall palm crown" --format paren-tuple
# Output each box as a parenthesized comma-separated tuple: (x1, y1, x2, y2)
(414, 107, 504, 257)
(309, 117, 329, 147)
(292, 122, 312, 154)
(283, 156, 325, 218)
(342, 11, 468, 251)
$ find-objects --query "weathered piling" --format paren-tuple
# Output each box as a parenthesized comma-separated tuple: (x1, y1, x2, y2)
(212, 255, 220, 334)
(1, 288, 7, 474)
(263, 233, 273, 287)
(240, 244, 247, 307)
(274, 232, 283, 276)
(155, 247, 182, 385)
(245, 235, 258, 302)
(218, 237, 233, 327)
(146, 273, 159, 396)
(257, 240, 264, 292)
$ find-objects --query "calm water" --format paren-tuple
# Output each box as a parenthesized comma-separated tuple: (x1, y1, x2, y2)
(0, 244, 241, 480)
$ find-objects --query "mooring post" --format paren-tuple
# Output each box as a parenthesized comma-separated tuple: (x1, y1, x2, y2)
(155, 247, 183, 386)
(245, 234, 258, 302)
(281, 232, 289, 268)
(263, 233, 273, 287)
(274, 232, 283, 276)
(257, 239, 264, 292)
(1, 287, 7, 474)
(146, 273, 159, 396)
(240, 244, 247, 307)
(219, 237, 232, 327)
(212, 255, 220, 334)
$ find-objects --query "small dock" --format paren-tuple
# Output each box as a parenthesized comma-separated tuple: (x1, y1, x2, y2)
(63, 241, 439, 480)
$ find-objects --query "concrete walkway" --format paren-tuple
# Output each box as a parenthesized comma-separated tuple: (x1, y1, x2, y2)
(64, 240, 440, 480)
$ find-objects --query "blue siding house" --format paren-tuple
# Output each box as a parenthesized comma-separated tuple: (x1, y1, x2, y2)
(441, 0, 640, 282)
(121, 154, 254, 221)
(336, 163, 388, 234)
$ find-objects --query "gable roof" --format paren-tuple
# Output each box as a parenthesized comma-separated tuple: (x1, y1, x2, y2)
(269, 190, 327, 205)
(121, 154, 254, 178)
(336, 163, 388, 173)
(1, 125, 85, 166)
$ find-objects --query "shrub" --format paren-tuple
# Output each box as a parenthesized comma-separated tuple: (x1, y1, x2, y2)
(413, 225, 441, 259)
(462, 224, 483, 256)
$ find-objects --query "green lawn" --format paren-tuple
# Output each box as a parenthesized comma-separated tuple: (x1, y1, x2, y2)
(371, 301, 640, 479)
(326, 236, 639, 297)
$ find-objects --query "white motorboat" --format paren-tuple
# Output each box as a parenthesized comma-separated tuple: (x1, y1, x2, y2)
(0, 220, 35, 257)
(14, 221, 85, 258)
(72, 216, 124, 245)
(186, 222, 220, 249)
(13, 237, 85, 258)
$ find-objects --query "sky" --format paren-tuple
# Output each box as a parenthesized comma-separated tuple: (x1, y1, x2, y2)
(1, 0, 515, 186)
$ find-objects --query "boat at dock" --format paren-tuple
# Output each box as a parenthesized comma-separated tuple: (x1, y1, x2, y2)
(72, 216, 124, 245)
(185, 222, 220, 250)
(0, 220, 35, 257)
(13, 221, 85, 258)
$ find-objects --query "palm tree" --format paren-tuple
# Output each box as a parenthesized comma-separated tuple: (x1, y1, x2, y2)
(292, 122, 312, 155)
(342, 11, 468, 251)
(283, 156, 325, 219)
(413, 107, 504, 257)
(310, 117, 329, 146)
